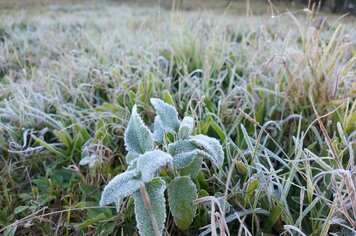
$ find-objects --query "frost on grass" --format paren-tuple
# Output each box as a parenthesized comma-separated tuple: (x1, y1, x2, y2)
(150, 98, 180, 133)
(152, 116, 164, 143)
(124, 105, 154, 154)
(168, 176, 198, 230)
(79, 154, 102, 168)
(133, 178, 166, 236)
(136, 150, 173, 182)
(99, 170, 142, 207)
(189, 134, 224, 168)
(178, 116, 194, 139)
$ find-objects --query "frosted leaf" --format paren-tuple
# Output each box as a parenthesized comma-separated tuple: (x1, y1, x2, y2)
(133, 178, 166, 236)
(172, 150, 197, 169)
(127, 159, 137, 171)
(169, 140, 208, 170)
(168, 140, 196, 156)
(124, 105, 154, 154)
(189, 134, 224, 168)
(99, 170, 142, 207)
(168, 176, 197, 230)
(137, 150, 173, 182)
(152, 116, 164, 143)
(178, 156, 203, 178)
(178, 116, 194, 139)
(150, 98, 180, 133)
(125, 151, 139, 165)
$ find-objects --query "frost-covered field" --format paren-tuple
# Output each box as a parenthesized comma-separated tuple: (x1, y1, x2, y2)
(0, 2, 355, 235)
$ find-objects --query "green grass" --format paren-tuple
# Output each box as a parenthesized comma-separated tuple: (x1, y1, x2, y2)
(0, 1, 355, 235)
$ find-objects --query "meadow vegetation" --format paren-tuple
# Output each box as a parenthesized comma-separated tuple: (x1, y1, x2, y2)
(0, 1, 355, 235)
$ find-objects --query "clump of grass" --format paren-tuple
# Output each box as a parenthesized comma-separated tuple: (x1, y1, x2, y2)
(0, 1, 355, 235)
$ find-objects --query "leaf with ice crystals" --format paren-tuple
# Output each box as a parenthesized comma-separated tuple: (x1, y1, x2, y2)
(152, 116, 164, 143)
(150, 98, 180, 133)
(168, 140, 196, 156)
(137, 150, 173, 182)
(178, 155, 203, 178)
(189, 134, 224, 168)
(133, 178, 166, 236)
(178, 116, 194, 139)
(99, 170, 142, 207)
(169, 140, 208, 169)
(127, 159, 137, 171)
(172, 150, 198, 169)
(168, 176, 197, 230)
(124, 105, 154, 154)
(125, 151, 139, 165)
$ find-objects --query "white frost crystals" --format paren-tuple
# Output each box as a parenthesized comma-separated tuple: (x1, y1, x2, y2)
(99, 170, 142, 208)
(124, 105, 154, 154)
(137, 150, 173, 182)
(99, 98, 225, 236)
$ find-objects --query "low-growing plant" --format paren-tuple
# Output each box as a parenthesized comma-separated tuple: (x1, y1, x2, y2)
(98, 98, 224, 235)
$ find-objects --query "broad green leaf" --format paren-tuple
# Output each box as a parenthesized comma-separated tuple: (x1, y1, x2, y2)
(189, 135, 224, 168)
(133, 178, 166, 236)
(168, 140, 196, 155)
(172, 150, 198, 169)
(100, 170, 142, 207)
(169, 140, 198, 169)
(152, 116, 164, 143)
(178, 116, 194, 139)
(124, 105, 154, 154)
(169, 140, 210, 171)
(151, 98, 180, 133)
(168, 176, 198, 230)
(178, 156, 203, 178)
(136, 150, 173, 182)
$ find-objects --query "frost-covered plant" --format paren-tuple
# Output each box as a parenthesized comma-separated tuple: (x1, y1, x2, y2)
(99, 98, 224, 236)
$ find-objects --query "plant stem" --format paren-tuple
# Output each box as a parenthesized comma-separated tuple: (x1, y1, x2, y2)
(140, 184, 161, 236)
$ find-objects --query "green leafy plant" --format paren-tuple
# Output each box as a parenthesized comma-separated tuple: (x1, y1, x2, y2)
(99, 98, 224, 235)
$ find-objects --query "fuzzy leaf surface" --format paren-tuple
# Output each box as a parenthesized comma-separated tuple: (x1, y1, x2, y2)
(168, 176, 198, 230)
(124, 105, 154, 154)
(137, 150, 173, 182)
(178, 116, 194, 139)
(151, 98, 180, 133)
(152, 116, 164, 143)
(168, 140, 196, 156)
(178, 156, 203, 178)
(189, 134, 224, 168)
(125, 151, 139, 165)
(133, 178, 166, 236)
(100, 170, 142, 207)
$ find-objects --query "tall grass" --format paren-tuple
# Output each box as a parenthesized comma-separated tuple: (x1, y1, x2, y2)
(0, 2, 355, 235)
